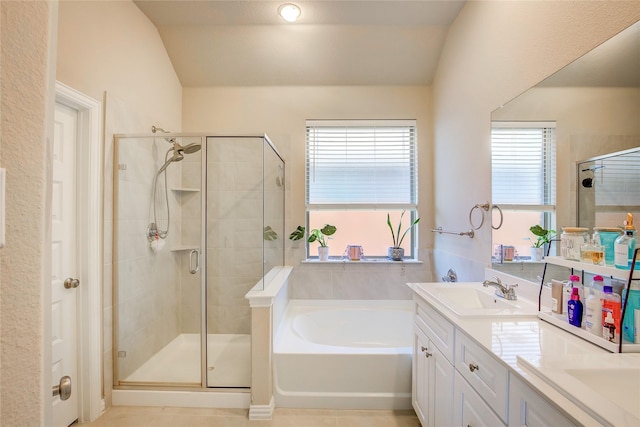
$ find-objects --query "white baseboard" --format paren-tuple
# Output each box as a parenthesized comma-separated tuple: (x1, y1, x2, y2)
(248, 396, 275, 420)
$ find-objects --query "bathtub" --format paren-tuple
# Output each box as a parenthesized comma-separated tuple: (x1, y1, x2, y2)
(274, 299, 413, 409)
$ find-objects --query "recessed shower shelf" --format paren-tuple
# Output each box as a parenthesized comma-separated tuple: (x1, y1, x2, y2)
(171, 187, 200, 192)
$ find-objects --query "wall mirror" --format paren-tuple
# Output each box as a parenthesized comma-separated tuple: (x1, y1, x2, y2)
(490, 21, 640, 283)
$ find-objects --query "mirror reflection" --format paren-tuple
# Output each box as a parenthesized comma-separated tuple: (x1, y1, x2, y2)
(490, 21, 640, 282)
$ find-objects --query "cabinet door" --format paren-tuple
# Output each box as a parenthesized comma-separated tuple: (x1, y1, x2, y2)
(413, 328, 429, 425)
(432, 345, 454, 427)
(456, 331, 509, 422)
(509, 375, 579, 427)
(454, 371, 506, 427)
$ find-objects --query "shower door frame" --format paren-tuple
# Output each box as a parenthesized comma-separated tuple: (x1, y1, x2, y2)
(112, 133, 284, 391)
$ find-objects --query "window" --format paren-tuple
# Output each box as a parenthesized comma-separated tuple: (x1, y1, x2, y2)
(306, 120, 418, 259)
(491, 122, 556, 260)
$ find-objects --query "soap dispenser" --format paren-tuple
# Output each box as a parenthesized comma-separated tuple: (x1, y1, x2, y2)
(614, 213, 637, 270)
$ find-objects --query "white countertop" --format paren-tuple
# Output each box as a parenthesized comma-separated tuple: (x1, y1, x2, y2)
(408, 282, 640, 427)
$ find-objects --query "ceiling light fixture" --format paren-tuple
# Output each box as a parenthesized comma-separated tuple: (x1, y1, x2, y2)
(278, 3, 301, 23)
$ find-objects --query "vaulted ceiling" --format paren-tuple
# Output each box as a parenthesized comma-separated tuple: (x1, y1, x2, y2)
(133, 0, 466, 86)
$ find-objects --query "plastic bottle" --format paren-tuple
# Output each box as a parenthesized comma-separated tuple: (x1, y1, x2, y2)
(563, 275, 582, 314)
(567, 288, 583, 327)
(603, 311, 616, 343)
(614, 213, 637, 270)
(585, 276, 604, 336)
(622, 281, 640, 343)
(601, 285, 621, 344)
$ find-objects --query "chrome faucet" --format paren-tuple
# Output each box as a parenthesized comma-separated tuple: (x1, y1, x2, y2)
(482, 277, 518, 301)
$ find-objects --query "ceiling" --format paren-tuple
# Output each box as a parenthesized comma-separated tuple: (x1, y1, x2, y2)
(538, 20, 640, 88)
(133, 0, 467, 86)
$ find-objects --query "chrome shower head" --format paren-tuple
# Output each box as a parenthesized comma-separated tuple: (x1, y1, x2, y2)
(175, 142, 201, 154)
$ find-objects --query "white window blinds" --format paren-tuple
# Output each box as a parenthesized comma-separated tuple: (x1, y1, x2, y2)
(491, 122, 556, 207)
(306, 120, 417, 208)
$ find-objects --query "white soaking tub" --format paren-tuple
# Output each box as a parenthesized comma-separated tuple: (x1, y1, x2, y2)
(274, 299, 413, 409)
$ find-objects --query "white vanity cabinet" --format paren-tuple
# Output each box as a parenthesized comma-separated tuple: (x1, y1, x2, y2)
(412, 297, 455, 427)
(453, 370, 506, 427)
(509, 374, 579, 427)
(455, 331, 509, 423)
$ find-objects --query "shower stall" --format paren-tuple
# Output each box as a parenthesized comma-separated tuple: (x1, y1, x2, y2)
(113, 133, 284, 391)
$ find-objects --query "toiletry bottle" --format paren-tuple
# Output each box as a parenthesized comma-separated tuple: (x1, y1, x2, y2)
(585, 275, 604, 336)
(580, 237, 604, 264)
(551, 279, 564, 314)
(614, 213, 637, 270)
(603, 311, 616, 343)
(567, 288, 583, 327)
(601, 285, 621, 343)
(563, 275, 582, 312)
(622, 281, 640, 343)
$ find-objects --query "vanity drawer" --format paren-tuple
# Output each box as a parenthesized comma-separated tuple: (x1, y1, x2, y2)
(455, 330, 509, 423)
(414, 297, 455, 363)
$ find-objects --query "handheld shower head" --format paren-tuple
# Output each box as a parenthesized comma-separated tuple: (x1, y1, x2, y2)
(157, 148, 184, 174)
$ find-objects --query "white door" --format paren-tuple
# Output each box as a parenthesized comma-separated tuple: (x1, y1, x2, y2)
(51, 103, 79, 427)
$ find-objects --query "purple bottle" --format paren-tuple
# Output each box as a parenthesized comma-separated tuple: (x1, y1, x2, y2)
(567, 287, 583, 327)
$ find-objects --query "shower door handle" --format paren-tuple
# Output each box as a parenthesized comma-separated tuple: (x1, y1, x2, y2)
(189, 249, 200, 274)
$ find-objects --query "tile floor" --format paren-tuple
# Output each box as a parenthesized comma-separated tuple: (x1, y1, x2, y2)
(80, 406, 421, 426)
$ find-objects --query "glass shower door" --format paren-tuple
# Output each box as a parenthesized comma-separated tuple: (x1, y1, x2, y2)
(114, 135, 203, 386)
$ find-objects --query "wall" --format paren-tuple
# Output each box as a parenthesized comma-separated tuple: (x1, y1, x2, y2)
(56, 0, 182, 407)
(0, 1, 57, 424)
(431, 1, 640, 282)
(183, 86, 434, 298)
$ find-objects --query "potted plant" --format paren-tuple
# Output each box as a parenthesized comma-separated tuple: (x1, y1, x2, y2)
(528, 224, 555, 261)
(387, 211, 420, 261)
(307, 224, 337, 261)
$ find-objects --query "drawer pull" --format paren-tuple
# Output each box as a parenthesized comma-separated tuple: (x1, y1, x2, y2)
(421, 346, 432, 358)
(469, 363, 480, 372)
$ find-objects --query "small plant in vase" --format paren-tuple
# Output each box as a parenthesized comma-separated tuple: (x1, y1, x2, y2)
(528, 224, 555, 261)
(387, 211, 420, 261)
(307, 224, 337, 261)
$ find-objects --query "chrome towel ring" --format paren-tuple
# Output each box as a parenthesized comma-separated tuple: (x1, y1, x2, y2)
(468, 202, 503, 230)
(491, 204, 503, 230)
(469, 203, 489, 230)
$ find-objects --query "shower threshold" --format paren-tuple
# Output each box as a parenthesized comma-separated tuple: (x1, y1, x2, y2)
(122, 333, 250, 387)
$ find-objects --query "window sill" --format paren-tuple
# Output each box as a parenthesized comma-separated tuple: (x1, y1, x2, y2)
(302, 258, 422, 264)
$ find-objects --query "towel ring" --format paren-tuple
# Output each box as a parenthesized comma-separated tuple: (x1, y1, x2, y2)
(469, 203, 489, 230)
(491, 204, 504, 230)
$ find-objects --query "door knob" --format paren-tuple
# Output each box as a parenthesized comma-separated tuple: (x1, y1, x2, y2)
(64, 277, 80, 289)
(52, 375, 71, 400)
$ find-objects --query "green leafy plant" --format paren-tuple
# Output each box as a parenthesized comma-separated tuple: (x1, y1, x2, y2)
(288, 225, 306, 241)
(387, 211, 420, 248)
(529, 224, 555, 248)
(307, 224, 337, 247)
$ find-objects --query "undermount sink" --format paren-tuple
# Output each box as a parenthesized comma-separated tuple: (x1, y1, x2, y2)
(564, 368, 640, 419)
(413, 283, 538, 317)
(517, 353, 640, 424)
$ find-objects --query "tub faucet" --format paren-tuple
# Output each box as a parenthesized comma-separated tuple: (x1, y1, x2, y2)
(482, 277, 518, 301)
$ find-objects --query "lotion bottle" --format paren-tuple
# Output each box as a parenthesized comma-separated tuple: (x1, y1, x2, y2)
(567, 288, 583, 327)
(585, 276, 604, 337)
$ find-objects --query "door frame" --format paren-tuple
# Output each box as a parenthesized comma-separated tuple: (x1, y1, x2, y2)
(54, 81, 103, 422)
